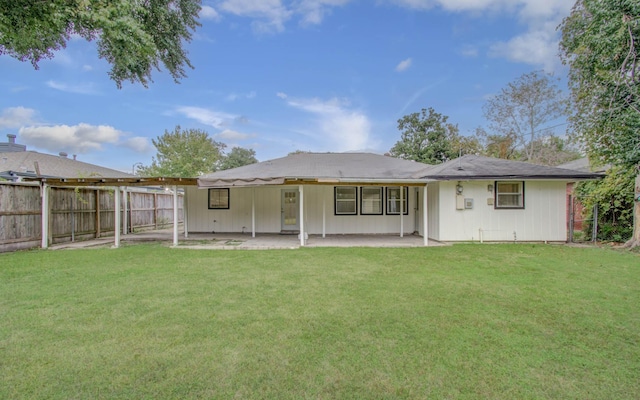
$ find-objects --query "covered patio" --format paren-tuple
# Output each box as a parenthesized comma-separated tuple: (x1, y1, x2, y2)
(48, 229, 446, 250)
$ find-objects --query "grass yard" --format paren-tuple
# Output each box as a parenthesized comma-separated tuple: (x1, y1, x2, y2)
(1, 244, 639, 399)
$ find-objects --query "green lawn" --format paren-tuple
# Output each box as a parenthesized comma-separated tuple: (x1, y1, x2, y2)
(1, 244, 638, 399)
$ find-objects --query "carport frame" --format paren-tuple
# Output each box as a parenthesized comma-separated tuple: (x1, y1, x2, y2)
(26, 177, 198, 249)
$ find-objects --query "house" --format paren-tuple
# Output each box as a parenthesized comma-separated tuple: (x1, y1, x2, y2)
(188, 152, 601, 244)
(0, 134, 132, 180)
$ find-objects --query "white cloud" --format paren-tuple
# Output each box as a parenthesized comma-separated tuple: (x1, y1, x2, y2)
(276, 92, 288, 99)
(387, 0, 571, 70)
(200, 5, 221, 20)
(19, 123, 124, 154)
(0, 107, 38, 129)
(175, 106, 237, 129)
(46, 80, 99, 95)
(226, 91, 257, 101)
(395, 57, 413, 72)
(214, 0, 350, 32)
(82, 64, 93, 71)
(216, 129, 253, 140)
(123, 137, 152, 153)
(281, 95, 373, 152)
(218, 0, 292, 32)
(459, 45, 478, 57)
(489, 24, 560, 71)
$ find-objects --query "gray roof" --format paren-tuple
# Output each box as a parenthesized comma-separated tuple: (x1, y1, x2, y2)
(199, 152, 431, 187)
(198, 153, 603, 188)
(557, 157, 609, 173)
(0, 151, 133, 179)
(418, 155, 604, 180)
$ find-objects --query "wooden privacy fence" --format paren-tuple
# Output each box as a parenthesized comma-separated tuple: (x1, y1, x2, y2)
(0, 182, 183, 252)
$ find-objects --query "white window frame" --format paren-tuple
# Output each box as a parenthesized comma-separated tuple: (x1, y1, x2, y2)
(360, 187, 383, 215)
(335, 186, 357, 215)
(386, 187, 408, 215)
(495, 181, 524, 209)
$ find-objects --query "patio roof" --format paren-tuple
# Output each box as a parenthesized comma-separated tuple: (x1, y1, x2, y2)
(198, 152, 432, 187)
(23, 176, 198, 187)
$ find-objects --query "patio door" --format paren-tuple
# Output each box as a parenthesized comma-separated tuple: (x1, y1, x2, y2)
(281, 189, 299, 232)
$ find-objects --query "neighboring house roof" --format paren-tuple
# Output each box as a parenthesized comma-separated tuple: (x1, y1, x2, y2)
(417, 155, 604, 180)
(557, 157, 609, 173)
(199, 152, 431, 187)
(0, 151, 133, 180)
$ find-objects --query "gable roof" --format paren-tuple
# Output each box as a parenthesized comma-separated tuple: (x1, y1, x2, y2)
(0, 151, 133, 180)
(417, 155, 604, 180)
(198, 152, 431, 187)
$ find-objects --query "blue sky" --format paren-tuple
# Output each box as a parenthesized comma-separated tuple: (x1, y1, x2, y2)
(0, 0, 573, 173)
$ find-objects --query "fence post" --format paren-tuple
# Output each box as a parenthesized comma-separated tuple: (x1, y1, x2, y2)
(95, 189, 101, 238)
(592, 204, 598, 242)
(154, 193, 158, 230)
(568, 194, 574, 243)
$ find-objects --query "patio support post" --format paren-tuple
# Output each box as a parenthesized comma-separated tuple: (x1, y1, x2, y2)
(114, 186, 121, 248)
(400, 185, 404, 238)
(252, 188, 256, 238)
(183, 188, 188, 238)
(322, 195, 326, 238)
(123, 187, 128, 235)
(41, 183, 49, 249)
(299, 185, 305, 246)
(423, 184, 428, 246)
(173, 186, 178, 246)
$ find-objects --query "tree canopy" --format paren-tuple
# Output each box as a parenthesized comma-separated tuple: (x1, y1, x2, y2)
(0, 0, 201, 88)
(559, 0, 640, 168)
(219, 147, 258, 171)
(482, 71, 569, 163)
(389, 107, 459, 164)
(138, 126, 224, 177)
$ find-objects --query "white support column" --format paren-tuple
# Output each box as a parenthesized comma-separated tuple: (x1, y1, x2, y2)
(183, 188, 188, 238)
(400, 185, 404, 238)
(122, 187, 128, 235)
(114, 186, 121, 248)
(41, 183, 49, 249)
(423, 184, 428, 246)
(251, 188, 256, 238)
(299, 185, 305, 246)
(173, 186, 179, 246)
(322, 195, 326, 238)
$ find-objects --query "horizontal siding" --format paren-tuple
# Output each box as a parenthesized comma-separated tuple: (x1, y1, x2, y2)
(187, 185, 417, 235)
(436, 180, 567, 242)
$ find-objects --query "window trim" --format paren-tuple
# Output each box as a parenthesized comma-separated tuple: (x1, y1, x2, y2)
(385, 186, 409, 215)
(334, 186, 358, 215)
(360, 186, 383, 215)
(494, 181, 525, 209)
(208, 188, 230, 209)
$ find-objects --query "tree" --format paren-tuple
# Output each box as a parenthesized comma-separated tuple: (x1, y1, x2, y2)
(560, 0, 640, 247)
(482, 71, 569, 162)
(139, 126, 225, 177)
(219, 147, 258, 170)
(0, 0, 201, 88)
(526, 135, 582, 166)
(390, 107, 459, 164)
(475, 127, 520, 160)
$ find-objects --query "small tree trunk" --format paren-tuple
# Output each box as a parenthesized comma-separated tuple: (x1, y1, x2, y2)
(625, 173, 640, 248)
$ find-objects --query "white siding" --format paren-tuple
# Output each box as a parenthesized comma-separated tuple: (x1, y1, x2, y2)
(435, 180, 567, 242)
(186, 185, 417, 235)
(427, 183, 440, 241)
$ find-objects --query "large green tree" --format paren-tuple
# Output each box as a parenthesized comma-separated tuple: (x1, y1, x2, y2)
(390, 107, 459, 164)
(482, 71, 569, 163)
(139, 126, 225, 177)
(560, 0, 640, 247)
(219, 147, 258, 171)
(0, 0, 201, 88)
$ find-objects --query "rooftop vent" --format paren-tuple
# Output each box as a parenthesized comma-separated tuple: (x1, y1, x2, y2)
(7, 134, 16, 143)
(59, 152, 68, 158)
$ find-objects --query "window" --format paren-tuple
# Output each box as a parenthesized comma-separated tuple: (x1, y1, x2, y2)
(386, 187, 409, 215)
(335, 187, 357, 215)
(208, 188, 230, 209)
(360, 187, 383, 215)
(495, 181, 524, 209)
